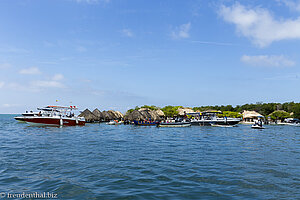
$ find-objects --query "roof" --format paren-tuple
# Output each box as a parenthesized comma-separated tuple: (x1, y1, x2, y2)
(242, 110, 263, 118)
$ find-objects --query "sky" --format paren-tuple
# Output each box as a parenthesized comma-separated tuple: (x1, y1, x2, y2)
(0, 0, 300, 113)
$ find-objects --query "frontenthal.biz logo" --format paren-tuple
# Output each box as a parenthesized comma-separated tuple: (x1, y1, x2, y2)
(0, 192, 58, 199)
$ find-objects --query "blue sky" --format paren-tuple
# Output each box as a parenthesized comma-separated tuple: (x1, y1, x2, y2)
(0, 0, 300, 113)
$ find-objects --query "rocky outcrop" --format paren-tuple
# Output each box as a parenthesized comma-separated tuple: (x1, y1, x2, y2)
(124, 108, 164, 121)
(79, 109, 97, 122)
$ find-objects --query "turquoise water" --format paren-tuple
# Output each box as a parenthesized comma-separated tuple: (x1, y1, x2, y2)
(0, 114, 299, 199)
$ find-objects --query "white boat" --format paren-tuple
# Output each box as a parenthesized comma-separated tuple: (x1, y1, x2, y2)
(251, 124, 265, 129)
(210, 124, 236, 127)
(106, 120, 122, 125)
(157, 119, 191, 127)
(189, 111, 241, 126)
(14, 106, 85, 126)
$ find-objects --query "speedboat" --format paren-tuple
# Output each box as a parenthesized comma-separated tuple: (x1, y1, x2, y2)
(157, 119, 191, 127)
(133, 120, 158, 126)
(14, 106, 85, 126)
(251, 124, 265, 129)
(190, 111, 241, 126)
(106, 120, 122, 125)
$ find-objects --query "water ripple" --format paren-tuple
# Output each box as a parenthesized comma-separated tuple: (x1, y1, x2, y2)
(0, 115, 299, 199)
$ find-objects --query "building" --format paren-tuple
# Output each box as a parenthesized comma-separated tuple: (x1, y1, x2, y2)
(242, 110, 264, 124)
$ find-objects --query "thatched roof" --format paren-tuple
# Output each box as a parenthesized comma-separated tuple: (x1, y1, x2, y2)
(177, 108, 194, 116)
(102, 111, 113, 121)
(125, 110, 145, 121)
(79, 109, 97, 122)
(242, 110, 263, 119)
(92, 108, 104, 121)
(124, 108, 163, 121)
(154, 109, 165, 117)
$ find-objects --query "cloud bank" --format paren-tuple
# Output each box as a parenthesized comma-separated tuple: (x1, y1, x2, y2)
(219, 3, 300, 47)
(241, 55, 295, 67)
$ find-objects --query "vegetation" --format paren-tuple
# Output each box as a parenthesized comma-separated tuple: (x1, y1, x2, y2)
(268, 111, 290, 121)
(161, 106, 182, 117)
(218, 111, 242, 118)
(126, 105, 160, 114)
(126, 102, 300, 119)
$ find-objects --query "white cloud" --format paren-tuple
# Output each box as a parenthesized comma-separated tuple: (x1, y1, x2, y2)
(241, 55, 295, 67)
(31, 80, 65, 88)
(0, 63, 11, 69)
(19, 67, 41, 75)
(52, 74, 64, 81)
(2, 103, 20, 108)
(31, 73, 65, 89)
(171, 22, 191, 39)
(121, 29, 134, 37)
(0, 81, 4, 88)
(277, 0, 300, 12)
(219, 3, 300, 47)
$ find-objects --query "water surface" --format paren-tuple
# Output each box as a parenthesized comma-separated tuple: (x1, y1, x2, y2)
(0, 115, 299, 199)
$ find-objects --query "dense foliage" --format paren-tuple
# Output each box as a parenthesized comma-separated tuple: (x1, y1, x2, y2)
(193, 102, 300, 118)
(126, 102, 300, 119)
(161, 106, 183, 117)
(218, 111, 242, 118)
(126, 105, 159, 114)
(268, 111, 291, 121)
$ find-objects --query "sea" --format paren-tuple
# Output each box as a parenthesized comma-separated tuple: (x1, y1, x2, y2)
(0, 114, 299, 199)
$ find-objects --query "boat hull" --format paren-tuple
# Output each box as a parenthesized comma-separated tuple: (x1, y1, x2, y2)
(15, 117, 85, 126)
(158, 122, 191, 127)
(191, 119, 240, 126)
(133, 120, 158, 126)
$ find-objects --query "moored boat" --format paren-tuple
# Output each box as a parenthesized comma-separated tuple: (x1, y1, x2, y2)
(189, 111, 241, 126)
(133, 120, 158, 126)
(251, 124, 265, 129)
(106, 120, 122, 125)
(14, 106, 85, 126)
(157, 119, 191, 127)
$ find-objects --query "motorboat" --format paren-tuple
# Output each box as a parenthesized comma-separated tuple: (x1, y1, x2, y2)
(133, 120, 158, 126)
(189, 111, 241, 126)
(157, 119, 191, 127)
(14, 105, 85, 126)
(251, 124, 265, 129)
(106, 120, 122, 125)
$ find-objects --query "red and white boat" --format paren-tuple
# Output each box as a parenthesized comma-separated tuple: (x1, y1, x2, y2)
(14, 105, 85, 126)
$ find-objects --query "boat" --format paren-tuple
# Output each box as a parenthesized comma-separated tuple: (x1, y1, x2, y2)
(210, 124, 236, 127)
(14, 106, 85, 126)
(133, 120, 158, 126)
(157, 119, 191, 127)
(284, 118, 300, 126)
(106, 120, 122, 125)
(189, 111, 241, 126)
(251, 124, 265, 129)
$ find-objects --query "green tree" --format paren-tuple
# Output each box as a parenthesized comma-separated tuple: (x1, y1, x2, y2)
(268, 111, 290, 121)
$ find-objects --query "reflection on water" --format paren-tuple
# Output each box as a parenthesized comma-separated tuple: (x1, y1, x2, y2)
(0, 114, 299, 199)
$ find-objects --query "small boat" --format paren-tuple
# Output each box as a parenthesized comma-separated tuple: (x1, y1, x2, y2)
(210, 124, 236, 127)
(133, 120, 158, 126)
(251, 124, 265, 129)
(14, 105, 85, 126)
(157, 119, 191, 127)
(106, 120, 122, 125)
